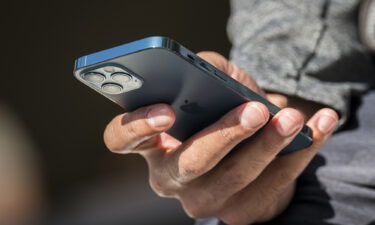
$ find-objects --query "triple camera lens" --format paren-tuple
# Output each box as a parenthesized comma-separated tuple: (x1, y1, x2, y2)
(81, 66, 141, 95)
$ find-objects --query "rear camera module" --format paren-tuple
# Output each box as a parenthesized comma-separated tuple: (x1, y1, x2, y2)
(83, 72, 105, 83)
(111, 72, 132, 83)
(102, 83, 123, 94)
(80, 65, 142, 94)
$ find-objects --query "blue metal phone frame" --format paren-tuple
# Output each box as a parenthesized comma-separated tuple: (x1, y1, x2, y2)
(75, 36, 167, 69)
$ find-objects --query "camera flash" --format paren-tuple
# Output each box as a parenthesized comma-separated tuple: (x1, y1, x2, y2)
(104, 66, 116, 73)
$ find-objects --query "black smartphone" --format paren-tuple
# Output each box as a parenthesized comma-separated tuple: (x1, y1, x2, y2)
(73, 36, 312, 154)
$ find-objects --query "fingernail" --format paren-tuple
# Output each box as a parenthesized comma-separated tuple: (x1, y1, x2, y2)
(240, 103, 267, 129)
(147, 106, 171, 128)
(318, 114, 337, 134)
(276, 111, 302, 137)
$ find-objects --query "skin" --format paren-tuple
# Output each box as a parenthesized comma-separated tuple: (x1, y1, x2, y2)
(103, 52, 339, 225)
(0, 105, 44, 225)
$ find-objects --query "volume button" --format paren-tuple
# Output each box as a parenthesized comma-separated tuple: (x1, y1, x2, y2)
(211, 70, 226, 82)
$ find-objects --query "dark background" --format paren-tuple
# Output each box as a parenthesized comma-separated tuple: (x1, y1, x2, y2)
(1, 1, 231, 224)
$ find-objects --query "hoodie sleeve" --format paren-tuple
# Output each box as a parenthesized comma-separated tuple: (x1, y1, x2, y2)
(227, 0, 375, 125)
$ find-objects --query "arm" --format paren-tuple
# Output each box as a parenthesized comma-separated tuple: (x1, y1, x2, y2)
(228, 0, 375, 126)
(0, 104, 44, 225)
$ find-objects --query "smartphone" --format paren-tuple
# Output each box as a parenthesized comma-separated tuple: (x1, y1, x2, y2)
(73, 36, 312, 154)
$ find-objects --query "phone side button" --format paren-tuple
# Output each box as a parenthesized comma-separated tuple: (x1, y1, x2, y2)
(213, 70, 227, 82)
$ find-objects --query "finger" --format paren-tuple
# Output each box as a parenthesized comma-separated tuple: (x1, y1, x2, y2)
(226, 64, 266, 96)
(257, 108, 339, 187)
(103, 104, 176, 154)
(197, 51, 229, 72)
(170, 101, 269, 183)
(221, 108, 338, 223)
(266, 93, 289, 108)
(197, 51, 265, 96)
(201, 108, 304, 198)
(130, 132, 181, 155)
(157, 132, 182, 151)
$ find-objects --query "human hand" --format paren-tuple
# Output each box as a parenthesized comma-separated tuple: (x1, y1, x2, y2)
(103, 52, 338, 225)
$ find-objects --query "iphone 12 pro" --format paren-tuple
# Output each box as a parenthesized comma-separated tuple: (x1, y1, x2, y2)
(74, 36, 312, 154)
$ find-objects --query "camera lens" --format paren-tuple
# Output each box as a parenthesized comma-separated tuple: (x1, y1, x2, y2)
(102, 83, 123, 94)
(83, 72, 105, 83)
(111, 72, 132, 83)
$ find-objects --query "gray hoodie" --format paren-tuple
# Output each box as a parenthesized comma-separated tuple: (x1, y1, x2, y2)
(228, 0, 375, 125)
(196, 0, 375, 225)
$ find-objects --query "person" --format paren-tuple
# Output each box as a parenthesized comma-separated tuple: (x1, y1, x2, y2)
(103, 0, 375, 225)
(0, 103, 44, 225)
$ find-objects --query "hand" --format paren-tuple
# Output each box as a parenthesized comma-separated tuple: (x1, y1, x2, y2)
(103, 52, 339, 225)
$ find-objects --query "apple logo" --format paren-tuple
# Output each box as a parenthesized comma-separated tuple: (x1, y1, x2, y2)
(180, 100, 205, 114)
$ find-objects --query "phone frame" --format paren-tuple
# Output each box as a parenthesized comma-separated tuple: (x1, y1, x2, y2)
(74, 36, 313, 154)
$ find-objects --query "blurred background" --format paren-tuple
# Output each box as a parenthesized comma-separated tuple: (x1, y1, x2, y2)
(0, 1, 231, 224)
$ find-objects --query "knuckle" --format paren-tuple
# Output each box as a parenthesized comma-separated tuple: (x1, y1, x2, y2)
(124, 118, 141, 141)
(182, 194, 217, 219)
(218, 118, 240, 145)
(178, 157, 206, 181)
(215, 163, 250, 191)
(220, 209, 255, 225)
(149, 178, 174, 197)
(260, 140, 280, 155)
(219, 127, 237, 145)
(185, 206, 209, 219)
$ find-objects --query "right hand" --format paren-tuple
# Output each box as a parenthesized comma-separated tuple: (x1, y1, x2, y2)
(103, 52, 338, 225)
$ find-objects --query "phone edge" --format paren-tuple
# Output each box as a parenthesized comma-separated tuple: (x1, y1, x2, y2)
(74, 36, 174, 70)
(73, 36, 313, 151)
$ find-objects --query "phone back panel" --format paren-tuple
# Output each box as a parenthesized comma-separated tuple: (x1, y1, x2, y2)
(74, 37, 312, 154)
